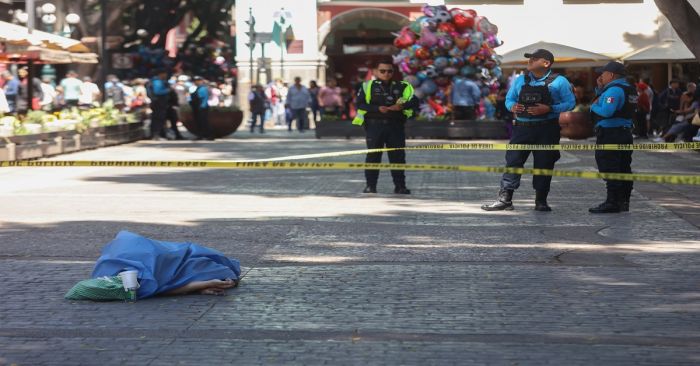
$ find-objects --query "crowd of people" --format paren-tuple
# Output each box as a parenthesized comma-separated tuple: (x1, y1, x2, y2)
(246, 76, 358, 133)
(0, 68, 102, 114)
(0, 66, 240, 141)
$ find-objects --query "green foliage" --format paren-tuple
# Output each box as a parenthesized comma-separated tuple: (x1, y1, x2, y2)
(4, 107, 139, 136)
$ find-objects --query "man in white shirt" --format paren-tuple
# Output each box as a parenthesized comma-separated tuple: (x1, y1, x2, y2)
(79, 76, 101, 107)
(40, 76, 57, 111)
(285, 77, 311, 132)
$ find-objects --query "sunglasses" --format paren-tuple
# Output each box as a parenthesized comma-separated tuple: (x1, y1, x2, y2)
(377, 69, 394, 74)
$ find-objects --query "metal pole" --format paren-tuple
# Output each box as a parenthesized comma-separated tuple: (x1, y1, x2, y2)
(26, 0, 35, 33)
(279, 7, 284, 82)
(248, 7, 255, 86)
(100, 0, 108, 103)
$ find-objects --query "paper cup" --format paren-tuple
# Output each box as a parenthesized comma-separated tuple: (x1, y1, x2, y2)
(119, 270, 140, 291)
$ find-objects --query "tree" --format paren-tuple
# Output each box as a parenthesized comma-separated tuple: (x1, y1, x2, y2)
(654, 0, 700, 62)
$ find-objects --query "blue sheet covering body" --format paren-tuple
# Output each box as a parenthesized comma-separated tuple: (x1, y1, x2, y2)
(92, 231, 241, 299)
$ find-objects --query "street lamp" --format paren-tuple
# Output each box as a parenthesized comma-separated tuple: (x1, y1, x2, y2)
(38, 3, 58, 83)
(63, 13, 81, 37)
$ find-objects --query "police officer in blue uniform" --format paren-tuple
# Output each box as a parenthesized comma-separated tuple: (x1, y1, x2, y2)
(481, 49, 576, 212)
(588, 61, 636, 213)
(353, 57, 419, 194)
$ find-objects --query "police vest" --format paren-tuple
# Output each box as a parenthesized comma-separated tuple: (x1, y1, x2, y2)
(516, 73, 558, 118)
(352, 80, 415, 126)
(591, 83, 637, 125)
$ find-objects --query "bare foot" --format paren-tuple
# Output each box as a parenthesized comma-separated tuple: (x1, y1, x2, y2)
(163, 278, 239, 296)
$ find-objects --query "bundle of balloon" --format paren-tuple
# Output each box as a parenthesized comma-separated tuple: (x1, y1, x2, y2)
(392, 5, 503, 120)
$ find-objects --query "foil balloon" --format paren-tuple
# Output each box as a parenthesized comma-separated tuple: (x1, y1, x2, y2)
(448, 47, 463, 58)
(443, 67, 458, 76)
(399, 61, 413, 75)
(424, 65, 438, 78)
(434, 56, 449, 70)
(438, 35, 453, 50)
(415, 47, 431, 60)
(420, 79, 438, 95)
(392, 27, 416, 49)
(419, 28, 438, 48)
(460, 65, 477, 76)
(435, 76, 450, 87)
(454, 37, 470, 50)
(404, 75, 420, 87)
(437, 22, 455, 34)
(431, 8, 452, 23)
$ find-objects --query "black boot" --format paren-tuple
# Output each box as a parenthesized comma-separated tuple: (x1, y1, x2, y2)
(534, 190, 552, 212)
(589, 190, 621, 214)
(363, 185, 377, 194)
(394, 186, 411, 195)
(619, 188, 631, 212)
(481, 189, 514, 211)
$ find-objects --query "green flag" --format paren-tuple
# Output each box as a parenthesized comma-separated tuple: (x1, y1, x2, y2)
(272, 16, 285, 46)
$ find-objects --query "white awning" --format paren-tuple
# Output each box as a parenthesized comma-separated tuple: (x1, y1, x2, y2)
(621, 40, 695, 63)
(500, 40, 613, 67)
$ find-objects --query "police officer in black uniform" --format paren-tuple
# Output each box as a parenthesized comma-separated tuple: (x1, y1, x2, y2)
(588, 61, 636, 213)
(353, 57, 419, 194)
(481, 49, 576, 212)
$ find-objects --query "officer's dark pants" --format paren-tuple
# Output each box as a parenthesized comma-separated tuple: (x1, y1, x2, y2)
(150, 98, 168, 138)
(193, 108, 212, 139)
(501, 121, 561, 192)
(595, 126, 633, 197)
(364, 119, 406, 188)
(165, 106, 183, 138)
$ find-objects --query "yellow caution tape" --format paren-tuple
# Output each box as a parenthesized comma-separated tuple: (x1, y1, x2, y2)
(245, 142, 700, 162)
(2, 160, 698, 185)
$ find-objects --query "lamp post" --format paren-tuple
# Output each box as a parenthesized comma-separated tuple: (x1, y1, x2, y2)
(245, 7, 256, 85)
(39, 3, 58, 83)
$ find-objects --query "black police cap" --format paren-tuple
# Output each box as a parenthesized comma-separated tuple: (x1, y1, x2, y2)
(595, 61, 626, 76)
(524, 49, 554, 64)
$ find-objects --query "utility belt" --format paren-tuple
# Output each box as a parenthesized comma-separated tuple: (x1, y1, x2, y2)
(512, 119, 558, 127)
(595, 126, 632, 133)
(365, 118, 404, 125)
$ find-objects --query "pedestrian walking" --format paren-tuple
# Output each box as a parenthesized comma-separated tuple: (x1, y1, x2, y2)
(2, 71, 19, 112)
(588, 61, 637, 214)
(148, 69, 171, 140)
(318, 79, 342, 117)
(450, 74, 481, 120)
(352, 56, 419, 194)
(481, 49, 576, 212)
(59, 71, 82, 108)
(16, 67, 43, 113)
(308, 80, 321, 123)
(79, 76, 100, 108)
(248, 84, 267, 133)
(286, 77, 311, 132)
(656, 79, 683, 135)
(190, 76, 213, 140)
(165, 88, 185, 140)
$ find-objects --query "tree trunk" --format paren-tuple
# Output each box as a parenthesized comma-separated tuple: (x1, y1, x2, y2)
(654, 0, 700, 62)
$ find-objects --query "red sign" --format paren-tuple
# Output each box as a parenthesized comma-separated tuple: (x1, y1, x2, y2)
(287, 40, 303, 54)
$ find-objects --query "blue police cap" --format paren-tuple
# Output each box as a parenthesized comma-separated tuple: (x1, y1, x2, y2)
(595, 61, 626, 76)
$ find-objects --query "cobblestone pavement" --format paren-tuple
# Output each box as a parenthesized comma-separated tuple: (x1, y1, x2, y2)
(1, 131, 699, 365)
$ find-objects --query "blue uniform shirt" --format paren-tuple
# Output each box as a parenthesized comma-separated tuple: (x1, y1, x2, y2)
(505, 70, 576, 122)
(590, 78, 633, 128)
(150, 78, 170, 97)
(196, 85, 209, 109)
(451, 77, 481, 107)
